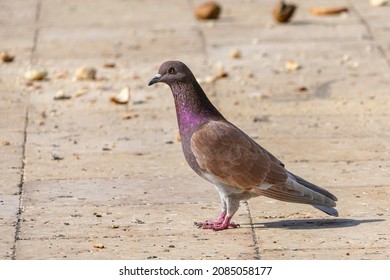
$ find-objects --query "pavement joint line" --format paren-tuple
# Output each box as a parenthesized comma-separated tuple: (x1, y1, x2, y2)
(243, 201, 261, 260)
(11, 0, 39, 258)
(187, 1, 212, 65)
(348, 0, 374, 41)
(349, 0, 390, 71)
(12, 106, 30, 260)
(30, 0, 42, 63)
(376, 45, 390, 72)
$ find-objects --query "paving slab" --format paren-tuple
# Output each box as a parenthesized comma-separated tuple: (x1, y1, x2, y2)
(250, 185, 389, 259)
(17, 191, 254, 259)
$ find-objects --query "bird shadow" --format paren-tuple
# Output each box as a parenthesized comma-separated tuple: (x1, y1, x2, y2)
(240, 218, 385, 230)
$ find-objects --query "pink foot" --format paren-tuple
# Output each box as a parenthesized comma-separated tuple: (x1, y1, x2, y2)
(194, 210, 226, 228)
(195, 214, 239, 231)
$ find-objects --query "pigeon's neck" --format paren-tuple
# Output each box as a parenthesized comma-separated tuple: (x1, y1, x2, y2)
(170, 81, 223, 133)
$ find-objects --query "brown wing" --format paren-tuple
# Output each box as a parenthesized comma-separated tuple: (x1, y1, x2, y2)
(191, 120, 288, 190)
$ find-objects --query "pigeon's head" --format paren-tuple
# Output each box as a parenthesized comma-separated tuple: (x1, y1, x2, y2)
(148, 61, 194, 86)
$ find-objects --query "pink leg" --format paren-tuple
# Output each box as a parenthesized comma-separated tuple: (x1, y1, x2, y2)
(205, 215, 239, 231)
(194, 210, 226, 228)
(195, 211, 239, 230)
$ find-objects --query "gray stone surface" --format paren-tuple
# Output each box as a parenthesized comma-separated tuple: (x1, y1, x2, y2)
(0, 0, 389, 259)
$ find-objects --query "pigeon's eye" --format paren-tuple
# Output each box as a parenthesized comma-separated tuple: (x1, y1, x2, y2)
(168, 67, 175, 74)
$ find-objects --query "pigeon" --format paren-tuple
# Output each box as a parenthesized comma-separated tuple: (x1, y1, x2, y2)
(148, 61, 338, 231)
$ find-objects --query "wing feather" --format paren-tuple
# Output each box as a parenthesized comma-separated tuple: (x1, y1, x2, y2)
(190, 120, 337, 216)
(191, 120, 287, 190)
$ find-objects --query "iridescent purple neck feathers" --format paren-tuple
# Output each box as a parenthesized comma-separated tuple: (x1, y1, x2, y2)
(147, 60, 224, 132)
(170, 81, 223, 133)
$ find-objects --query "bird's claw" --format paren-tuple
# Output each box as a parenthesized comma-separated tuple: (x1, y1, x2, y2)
(194, 220, 239, 230)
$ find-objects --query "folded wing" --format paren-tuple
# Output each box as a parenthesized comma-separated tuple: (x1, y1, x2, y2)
(191, 120, 338, 216)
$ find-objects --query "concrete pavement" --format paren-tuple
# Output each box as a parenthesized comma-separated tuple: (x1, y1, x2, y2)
(1, 0, 389, 259)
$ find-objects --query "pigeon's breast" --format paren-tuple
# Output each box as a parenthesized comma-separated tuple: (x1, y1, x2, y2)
(179, 128, 204, 176)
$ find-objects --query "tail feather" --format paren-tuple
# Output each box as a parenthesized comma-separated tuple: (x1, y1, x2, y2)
(313, 205, 339, 217)
(288, 172, 338, 216)
(258, 172, 339, 217)
(289, 172, 338, 201)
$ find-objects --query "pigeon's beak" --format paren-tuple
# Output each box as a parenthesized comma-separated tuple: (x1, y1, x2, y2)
(148, 74, 162, 86)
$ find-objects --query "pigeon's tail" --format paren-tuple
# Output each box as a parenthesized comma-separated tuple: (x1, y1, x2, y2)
(257, 172, 338, 217)
(288, 172, 338, 217)
(313, 205, 339, 217)
(291, 172, 338, 202)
